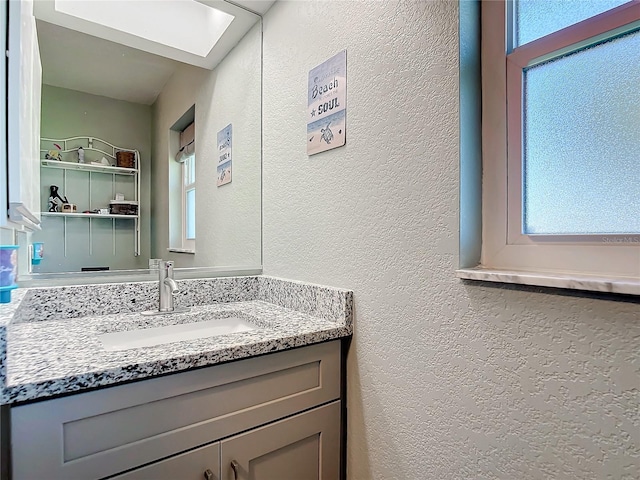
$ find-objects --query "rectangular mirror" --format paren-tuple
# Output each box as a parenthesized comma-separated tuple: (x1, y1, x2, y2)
(17, 0, 264, 285)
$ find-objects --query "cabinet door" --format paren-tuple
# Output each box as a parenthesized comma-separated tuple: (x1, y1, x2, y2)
(220, 401, 340, 480)
(112, 441, 220, 480)
(6, 0, 41, 229)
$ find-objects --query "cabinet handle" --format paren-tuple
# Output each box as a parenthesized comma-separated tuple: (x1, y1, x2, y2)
(230, 460, 240, 480)
(203, 468, 214, 480)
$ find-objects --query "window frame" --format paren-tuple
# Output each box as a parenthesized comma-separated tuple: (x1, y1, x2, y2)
(472, 0, 640, 293)
(181, 152, 195, 251)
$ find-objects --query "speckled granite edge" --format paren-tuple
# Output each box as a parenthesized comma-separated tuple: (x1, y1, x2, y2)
(0, 289, 28, 404)
(3, 276, 353, 404)
(12, 276, 260, 323)
(258, 276, 353, 326)
(0, 288, 28, 328)
(7, 327, 352, 404)
(11, 275, 353, 326)
(5, 299, 352, 404)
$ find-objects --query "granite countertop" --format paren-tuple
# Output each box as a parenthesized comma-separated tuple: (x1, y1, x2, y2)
(1, 276, 353, 405)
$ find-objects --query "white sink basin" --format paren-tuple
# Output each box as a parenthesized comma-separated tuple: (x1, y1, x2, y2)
(98, 316, 257, 351)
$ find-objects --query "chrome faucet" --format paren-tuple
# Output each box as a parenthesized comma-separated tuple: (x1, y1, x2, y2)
(143, 260, 189, 315)
(159, 260, 179, 312)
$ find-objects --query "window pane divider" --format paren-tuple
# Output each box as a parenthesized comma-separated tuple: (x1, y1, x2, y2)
(509, 1, 640, 67)
(506, 57, 524, 244)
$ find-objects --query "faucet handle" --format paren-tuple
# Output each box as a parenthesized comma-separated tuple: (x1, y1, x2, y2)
(159, 260, 175, 277)
(162, 261, 178, 293)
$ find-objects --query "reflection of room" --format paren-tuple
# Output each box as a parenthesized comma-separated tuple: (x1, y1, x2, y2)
(34, 85, 151, 273)
(28, 2, 262, 275)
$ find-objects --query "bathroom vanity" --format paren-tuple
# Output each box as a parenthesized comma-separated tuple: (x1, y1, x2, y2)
(0, 276, 353, 480)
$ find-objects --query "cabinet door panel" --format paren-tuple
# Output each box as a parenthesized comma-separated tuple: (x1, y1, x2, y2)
(112, 441, 220, 480)
(220, 401, 340, 480)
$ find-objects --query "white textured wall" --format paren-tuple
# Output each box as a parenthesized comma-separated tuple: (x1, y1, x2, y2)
(151, 22, 262, 269)
(262, 1, 640, 479)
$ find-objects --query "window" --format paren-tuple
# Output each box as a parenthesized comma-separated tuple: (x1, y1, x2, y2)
(179, 123, 195, 251)
(459, 1, 640, 295)
(168, 119, 195, 254)
(183, 150, 196, 249)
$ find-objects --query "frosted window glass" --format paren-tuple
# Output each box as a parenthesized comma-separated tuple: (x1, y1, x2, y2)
(523, 30, 640, 235)
(516, 0, 630, 47)
(186, 188, 195, 239)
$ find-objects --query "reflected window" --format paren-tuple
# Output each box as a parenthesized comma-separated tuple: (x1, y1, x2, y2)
(178, 122, 196, 251)
(183, 152, 196, 243)
(169, 118, 196, 253)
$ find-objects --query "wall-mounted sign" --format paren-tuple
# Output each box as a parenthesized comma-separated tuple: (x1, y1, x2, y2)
(217, 124, 232, 187)
(307, 50, 346, 156)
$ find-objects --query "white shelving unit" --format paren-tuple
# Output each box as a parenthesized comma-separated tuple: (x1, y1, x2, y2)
(41, 159, 137, 175)
(41, 212, 139, 220)
(39, 136, 141, 258)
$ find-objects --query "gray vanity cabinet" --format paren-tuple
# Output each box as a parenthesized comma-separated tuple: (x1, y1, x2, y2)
(10, 340, 343, 480)
(112, 442, 220, 480)
(220, 400, 340, 480)
(116, 401, 341, 480)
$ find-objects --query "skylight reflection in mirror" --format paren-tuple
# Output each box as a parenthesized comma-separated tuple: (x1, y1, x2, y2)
(54, 0, 234, 57)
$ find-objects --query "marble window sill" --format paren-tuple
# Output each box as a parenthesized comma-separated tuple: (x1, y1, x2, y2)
(167, 248, 195, 254)
(456, 268, 640, 296)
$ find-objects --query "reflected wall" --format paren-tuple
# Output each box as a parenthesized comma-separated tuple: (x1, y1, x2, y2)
(151, 21, 262, 269)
